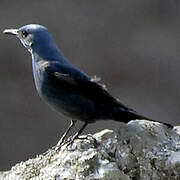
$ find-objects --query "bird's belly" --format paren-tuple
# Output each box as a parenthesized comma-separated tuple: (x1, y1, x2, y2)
(39, 81, 96, 122)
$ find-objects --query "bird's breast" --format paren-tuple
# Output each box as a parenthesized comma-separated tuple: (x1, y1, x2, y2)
(31, 59, 97, 122)
(32, 60, 45, 95)
(31, 54, 102, 122)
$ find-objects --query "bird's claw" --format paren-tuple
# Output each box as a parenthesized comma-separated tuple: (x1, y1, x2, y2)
(55, 133, 98, 151)
(76, 134, 98, 145)
(56, 137, 65, 147)
(63, 134, 98, 148)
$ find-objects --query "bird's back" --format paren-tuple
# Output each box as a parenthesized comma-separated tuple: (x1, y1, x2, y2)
(32, 55, 138, 123)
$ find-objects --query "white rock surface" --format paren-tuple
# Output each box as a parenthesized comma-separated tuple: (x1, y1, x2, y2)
(0, 120, 180, 180)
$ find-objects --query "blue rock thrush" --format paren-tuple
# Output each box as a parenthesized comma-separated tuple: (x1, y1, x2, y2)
(3, 24, 172, 144)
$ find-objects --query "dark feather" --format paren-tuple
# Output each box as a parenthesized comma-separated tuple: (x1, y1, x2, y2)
(43, 61, 173, 128)
(46, 65, 125, 107)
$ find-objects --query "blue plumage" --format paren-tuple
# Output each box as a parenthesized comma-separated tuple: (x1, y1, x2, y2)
(3, 24, 173, 144)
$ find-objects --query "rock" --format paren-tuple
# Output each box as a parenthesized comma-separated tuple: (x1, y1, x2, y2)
(0, 120, 180, 180)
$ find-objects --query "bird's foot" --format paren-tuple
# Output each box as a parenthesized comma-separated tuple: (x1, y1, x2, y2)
(61, 132, 79, 147)
(56, 137, 64, 147)
(55, 133, 98, 151)
(55, 140, 65, 151)
(62, 133, 98, 148)
(55, 135, 71, 151)
(76, 134, 98, 146)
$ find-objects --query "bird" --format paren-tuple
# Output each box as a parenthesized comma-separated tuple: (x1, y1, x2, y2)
(3, 24, 173, 145)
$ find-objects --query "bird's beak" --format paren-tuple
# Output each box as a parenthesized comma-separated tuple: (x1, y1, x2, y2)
(3, 29, 19, 36)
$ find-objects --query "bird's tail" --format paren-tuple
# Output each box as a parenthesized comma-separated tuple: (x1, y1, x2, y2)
(109, 107, 173, 128)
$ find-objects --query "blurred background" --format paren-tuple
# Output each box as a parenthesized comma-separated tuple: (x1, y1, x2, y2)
(0, 0, 180, 170)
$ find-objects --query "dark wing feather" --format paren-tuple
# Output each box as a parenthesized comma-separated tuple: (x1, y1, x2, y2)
(54, 72, 119, 104)
(44, 62, 173, 127)
(45, 63, 127, 108)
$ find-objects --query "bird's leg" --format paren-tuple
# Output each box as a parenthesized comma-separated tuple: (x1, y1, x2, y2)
(65, 122, 88, 146)
(72, 122, 88, 141)
(57, 119, 76, 146)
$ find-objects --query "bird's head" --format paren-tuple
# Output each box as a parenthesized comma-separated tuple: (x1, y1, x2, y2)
(3, 24, 64, 61)
(3, 24, 51, 51)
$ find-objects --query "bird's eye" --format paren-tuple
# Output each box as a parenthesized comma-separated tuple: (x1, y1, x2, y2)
(21, 30, 28, 38)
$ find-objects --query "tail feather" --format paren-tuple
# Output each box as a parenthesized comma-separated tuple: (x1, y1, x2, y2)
(110, 107, 173, 128)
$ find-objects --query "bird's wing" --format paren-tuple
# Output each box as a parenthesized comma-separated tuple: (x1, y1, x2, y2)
(44, 62, 127, 107)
